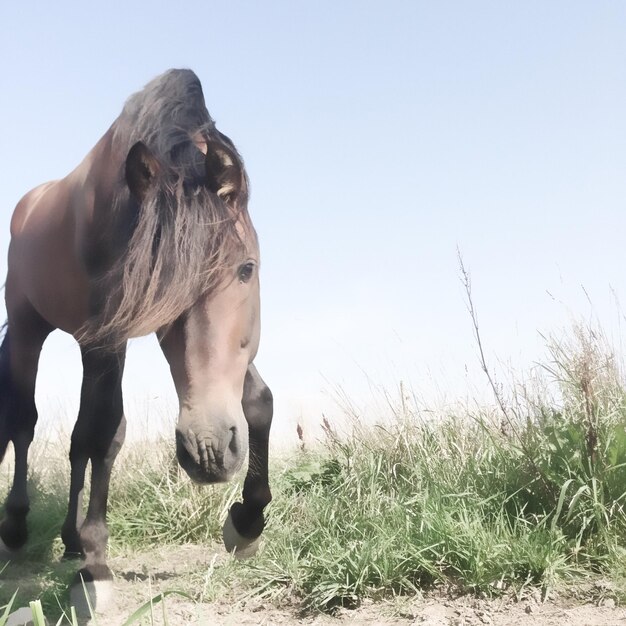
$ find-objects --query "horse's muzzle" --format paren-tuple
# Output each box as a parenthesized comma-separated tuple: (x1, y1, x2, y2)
(175, 425, 246, 484)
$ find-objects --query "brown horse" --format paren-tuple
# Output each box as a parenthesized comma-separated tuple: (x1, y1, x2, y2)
(0, 69, 273, 610)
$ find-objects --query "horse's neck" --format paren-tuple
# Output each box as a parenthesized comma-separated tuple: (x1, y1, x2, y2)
(69, 127, 121, 206)
(67, 127, 129, 275)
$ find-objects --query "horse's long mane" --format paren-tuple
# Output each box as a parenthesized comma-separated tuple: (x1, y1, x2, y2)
(79, 69, 252, 348)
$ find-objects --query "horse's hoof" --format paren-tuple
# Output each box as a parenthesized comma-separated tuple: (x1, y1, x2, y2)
(222, 511, 262, 559)
(5, 606, 49, 626)
(70, 566, 114, 618)
(0, 537, 20, 562)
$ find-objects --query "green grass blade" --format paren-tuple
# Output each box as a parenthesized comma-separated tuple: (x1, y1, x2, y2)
(28, 600, 47, 626)
(551, 478, 575, 532)
(121, 591, 192, 626)
(0, 590, 18, 626)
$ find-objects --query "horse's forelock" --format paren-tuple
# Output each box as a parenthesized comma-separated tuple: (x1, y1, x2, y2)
(78, 70, 252, 348)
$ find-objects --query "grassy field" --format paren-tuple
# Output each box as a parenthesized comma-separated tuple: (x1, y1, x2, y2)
(2, 324, 626, 624)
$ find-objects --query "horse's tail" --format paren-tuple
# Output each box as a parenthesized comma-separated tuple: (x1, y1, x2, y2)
(0, 323, 12, 462)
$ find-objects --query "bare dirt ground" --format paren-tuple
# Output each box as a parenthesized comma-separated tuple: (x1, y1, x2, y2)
(3, 544, 626, 625)
(104, 546, 626, 626)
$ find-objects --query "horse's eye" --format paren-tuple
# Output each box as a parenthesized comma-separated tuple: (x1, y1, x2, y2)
(238, 262, 255, 283)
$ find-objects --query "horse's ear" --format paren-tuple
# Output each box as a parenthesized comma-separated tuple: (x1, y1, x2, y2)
(126, 141, 159, 202)
(205, 141, 243, 203)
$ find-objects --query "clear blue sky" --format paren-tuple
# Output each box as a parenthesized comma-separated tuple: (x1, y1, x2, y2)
(1, 2, 625, 444)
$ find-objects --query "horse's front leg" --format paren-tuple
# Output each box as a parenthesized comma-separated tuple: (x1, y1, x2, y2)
(223, 363, 273, 558)
(62, 345, 127, 614)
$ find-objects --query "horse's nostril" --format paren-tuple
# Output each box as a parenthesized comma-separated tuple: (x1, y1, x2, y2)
(229, 427, 239, 454)
(176, 429, 199, 463)
(176, 435, 195, 473)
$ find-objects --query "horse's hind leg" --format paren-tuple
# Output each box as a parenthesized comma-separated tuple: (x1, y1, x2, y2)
(0, 303, 52, 553)
(0, 329, 12, 461)
(223, 363, 273, 558)
(63, 344, 126, 614)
